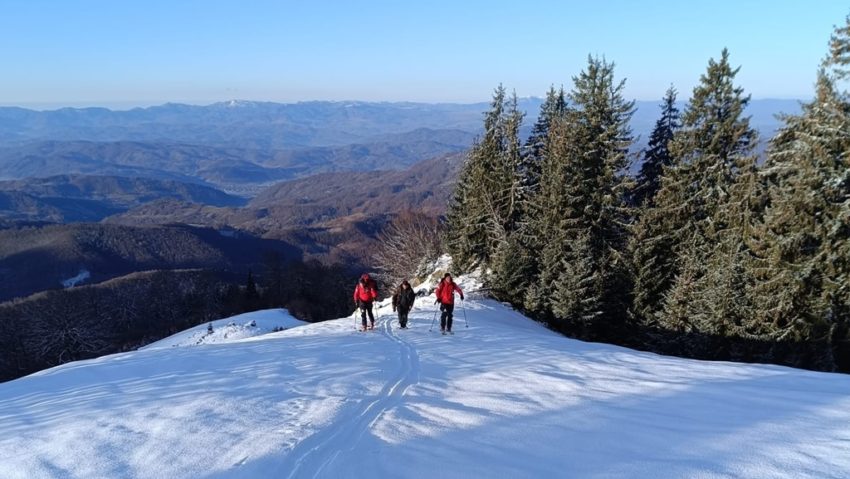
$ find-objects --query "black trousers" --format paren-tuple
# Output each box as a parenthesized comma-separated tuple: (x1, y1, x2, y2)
(397, 308, 410, 327)
(360, 301, 375, 326)
(440, 303, 454, 331)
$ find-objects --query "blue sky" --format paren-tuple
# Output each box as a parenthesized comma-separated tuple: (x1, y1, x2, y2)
(0, 0, 847, 108)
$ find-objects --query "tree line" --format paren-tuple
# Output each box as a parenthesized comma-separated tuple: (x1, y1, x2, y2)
(447, 17, 850, 372)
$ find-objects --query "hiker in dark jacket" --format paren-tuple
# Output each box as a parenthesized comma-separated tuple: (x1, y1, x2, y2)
(392, 280, 415, 329)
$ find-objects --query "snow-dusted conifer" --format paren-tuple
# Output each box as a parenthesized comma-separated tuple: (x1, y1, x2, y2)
(634, 49, 756, 330)
(527, 56, 634, 338)
(447, 86, 525, 271)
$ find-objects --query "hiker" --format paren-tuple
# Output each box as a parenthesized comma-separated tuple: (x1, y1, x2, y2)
(435, 273, 463, 334)
(353, 273, 378, 330)
(392, 280, 415, 329)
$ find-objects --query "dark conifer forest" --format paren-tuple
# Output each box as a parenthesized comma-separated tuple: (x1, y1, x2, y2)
(447, 20, 850, 372)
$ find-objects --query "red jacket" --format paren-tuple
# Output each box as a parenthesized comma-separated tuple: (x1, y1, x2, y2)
(435, 280, 463, 305)
(353, 277, 378, 303)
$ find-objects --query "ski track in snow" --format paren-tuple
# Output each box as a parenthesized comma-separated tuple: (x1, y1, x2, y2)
(283, 313, 420, 479)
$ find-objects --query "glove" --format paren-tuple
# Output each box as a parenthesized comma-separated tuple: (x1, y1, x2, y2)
(434, 299, 439, 305)
(392, 306, 396, 312)
(356, 300, 362, 308)
(460, 294, 464, 300)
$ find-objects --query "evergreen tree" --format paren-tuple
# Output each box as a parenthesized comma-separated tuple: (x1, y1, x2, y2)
(526, 56, 634, 338)
(668, 48, 756, 247)
(446, 87, 501, 271)
(632, 86, 681, 207)
(524, 116, 576, 316)
(445, 156, 482, 269)
(753, 69, 850, 370)
(632, 49, 756, 329)
(446, 86, 525, 271)
(827, 14, 850, 79)
(498, 87, 570, 306)
(521, 86, 568, 198)
(550, 232, 601, 331)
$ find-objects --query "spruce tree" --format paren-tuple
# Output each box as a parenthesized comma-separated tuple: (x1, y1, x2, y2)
(525, 116, 578, 316)
(827, 14, 850, 79)
(668, 48, 756, 247)
(446, 155, 485, 269)
(502, 88, 571, 306)
(753, 70, 850, 370)
(632, 49, 756, 330)
(632, 86, 681, 207)
(445, 157, 484, 270)
(447, 86, 525, 272)
(446, 86, 506, 269)
(521, 86, 568, 198)
(526, 56, 634, 338)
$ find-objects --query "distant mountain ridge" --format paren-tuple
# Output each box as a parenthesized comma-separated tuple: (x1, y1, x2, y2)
(0, 98, 799, 150)
(0, 129, 474, 194)
(0, 175, 244, 222)
(0, 99, 800, 195)
(106, 152, 462, 230)
(0, 100, 498, 148)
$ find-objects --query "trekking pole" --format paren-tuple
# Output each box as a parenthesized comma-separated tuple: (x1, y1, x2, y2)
(428, 307, 439, 332)
(461, 298, 469, 328)
(353, 308, 358, 330)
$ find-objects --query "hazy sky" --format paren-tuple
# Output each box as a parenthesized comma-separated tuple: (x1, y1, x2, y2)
(1, 0, 847, 108)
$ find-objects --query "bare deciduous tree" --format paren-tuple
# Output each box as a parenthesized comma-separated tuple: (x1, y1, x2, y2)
(372, 211, 443, 287)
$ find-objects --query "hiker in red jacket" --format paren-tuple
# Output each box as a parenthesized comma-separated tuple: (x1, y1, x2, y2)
(353, 273, 378, 330)
(435, 273, 463, 334)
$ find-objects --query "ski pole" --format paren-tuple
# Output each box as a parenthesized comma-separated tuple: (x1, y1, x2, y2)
(461, 298, 469, 328)
(429, 306, 439, 332)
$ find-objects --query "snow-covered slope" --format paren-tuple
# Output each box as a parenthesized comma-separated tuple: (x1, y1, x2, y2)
(142, 309, 306, 349)
(1, 279, 849, 479)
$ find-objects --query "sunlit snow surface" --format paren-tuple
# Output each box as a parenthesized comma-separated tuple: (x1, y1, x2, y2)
(1, 275, 849, 478)
(141, 309, 306, 350)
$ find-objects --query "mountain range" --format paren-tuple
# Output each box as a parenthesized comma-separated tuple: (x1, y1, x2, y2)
(0, 175, 244, 222)
(0, 100, 494, 148)
(0, 99, 801, 148)
(0, 128, 474, 195)
(0, 99, 801, 198)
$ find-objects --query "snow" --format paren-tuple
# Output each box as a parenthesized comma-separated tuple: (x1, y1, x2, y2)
(61, 269, 90, 288)
(2, 276, 850, 478)
(141, 309, 306, 350)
